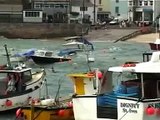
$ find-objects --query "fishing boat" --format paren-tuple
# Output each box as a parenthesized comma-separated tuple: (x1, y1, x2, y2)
(30, 50, 71, 65)
(15, 71, 74, 120)
(67, 51, 160, 120)
(0, 45, 46, 111)
(15, 97, 74, 120)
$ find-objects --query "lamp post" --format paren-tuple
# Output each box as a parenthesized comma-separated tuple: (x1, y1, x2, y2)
(93, 0, 96, 25)
(82, 0, 85, 23)
(129, 9, 132, 22)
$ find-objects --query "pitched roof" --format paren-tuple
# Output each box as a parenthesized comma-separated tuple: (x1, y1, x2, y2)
(0, 0, 22, 4)
(71, 0, 93, 7)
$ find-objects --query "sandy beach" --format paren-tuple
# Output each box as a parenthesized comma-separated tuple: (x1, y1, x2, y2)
(128, 33, 159, 43)
(85, 28, 159, 43)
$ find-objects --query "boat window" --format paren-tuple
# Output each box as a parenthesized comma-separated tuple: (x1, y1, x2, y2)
(112, 72, 137, 86)
(45, 52, 52, 57)
(0, 73, 8, 95)
(37, 51, 45, 56)
(0, 73, 8, 80)
(22, 71, 32, 83)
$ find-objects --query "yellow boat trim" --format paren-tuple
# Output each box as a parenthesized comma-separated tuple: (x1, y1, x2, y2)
(67, 73, 94, 78)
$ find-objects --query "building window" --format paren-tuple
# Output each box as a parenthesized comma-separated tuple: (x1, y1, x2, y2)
(115, 7, 119, 14)
(98, 8, 102, 11)
(99, 0, 102, 4)
(150, 1, 153, 6)
(116, 0, 119, 3)
(35, 3, 43, 8)
(50, 4, 55, 8)
(55, 5, 60, 8)
(133, 1, 136, 6)
(44, 4, 50, 8)
(129, 1, 132, 6)
(25, 12, 40, 17)
(144, 1, 148, 6)
(80, 7, 88, 11)
(139, 1, 142, 6)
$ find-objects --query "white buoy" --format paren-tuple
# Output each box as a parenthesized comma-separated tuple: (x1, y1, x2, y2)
(88, 57, 95, 62)
(40, 99, 55, 106)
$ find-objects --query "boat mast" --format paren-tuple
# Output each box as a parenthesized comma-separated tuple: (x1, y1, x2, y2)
(82, 0, 92, 72)
(4, 44, 11, 67)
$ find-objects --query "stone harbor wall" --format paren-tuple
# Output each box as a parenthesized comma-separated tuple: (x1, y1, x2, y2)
(0, 23, 89, 39)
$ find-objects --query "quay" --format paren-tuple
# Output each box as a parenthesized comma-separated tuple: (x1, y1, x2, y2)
(0, 23, 154, 41)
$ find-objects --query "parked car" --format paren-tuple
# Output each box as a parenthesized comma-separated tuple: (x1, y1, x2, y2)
(109, 18, 119, 25)
(103, 17, 113, 24)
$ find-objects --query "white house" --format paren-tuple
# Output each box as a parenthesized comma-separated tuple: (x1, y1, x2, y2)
(23, 10, 43, 22)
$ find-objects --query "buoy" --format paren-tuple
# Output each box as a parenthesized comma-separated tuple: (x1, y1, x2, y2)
(58, 109, 65, 117)
(16, 108, 22, 117)
(67, 101, 73, 107)
(5, 99, 12, 107)
(145, 107, 155, 115)
(33, 98, 40, 105)
(98, 71, 103, 79)
(40, 99, 55, 106)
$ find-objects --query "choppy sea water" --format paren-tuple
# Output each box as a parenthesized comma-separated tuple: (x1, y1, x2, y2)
(0, 36, 151, 119)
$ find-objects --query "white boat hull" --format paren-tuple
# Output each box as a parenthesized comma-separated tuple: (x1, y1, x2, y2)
(73, 96, 116, 120)
(0, 70, 45, 111)
(0, 88, 40, 111)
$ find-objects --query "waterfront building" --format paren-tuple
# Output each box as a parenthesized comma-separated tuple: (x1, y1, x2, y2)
(71, 0, 97, 25)
(110, 0, 128, 20)
(128, 0, 160, 25)
(97, 0, 111, 22)
(31, 0, 70, 23)
(0, 0, 23, 22)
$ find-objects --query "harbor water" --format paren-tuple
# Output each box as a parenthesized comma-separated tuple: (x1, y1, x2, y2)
(0, 36, 151, 119)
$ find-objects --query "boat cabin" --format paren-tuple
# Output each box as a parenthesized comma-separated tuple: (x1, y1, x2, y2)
(0, 67, 32, 96)
(35, 50, 55, 57)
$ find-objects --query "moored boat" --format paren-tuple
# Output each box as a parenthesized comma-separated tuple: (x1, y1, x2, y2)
(15, 98, 74, 120)
(63, 36, 94, 52)
(67, 51, 160, 120)
(0, 45, 46, 111)
(30, 50, 71, 65)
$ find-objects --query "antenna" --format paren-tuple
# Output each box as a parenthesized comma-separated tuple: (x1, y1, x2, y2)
(4, 44, 11, 67)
